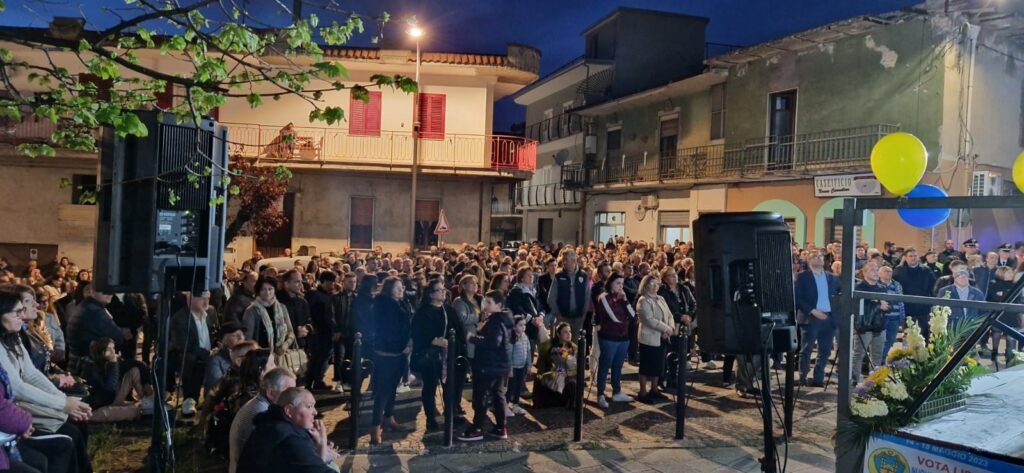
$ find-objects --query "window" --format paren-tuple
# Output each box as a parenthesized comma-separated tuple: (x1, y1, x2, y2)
(824, 217, 861, 246)
(414, 199, 439, 249)
(71, 174, 97, 205)
(350, 197, 374, 249)
(606, 129, 622, 162)
(711, 83, 726, 140)
(416, 93, 446, 139)
(783, 217, 797, 242)
(78, 74, 112, 101)
(155, 82, 174, 109)
(349, 91, 382, 136)
(587, 34, 599, 59)
(659, 117, 679, 157)
(658, 211, 690, 244)
(594, 212, 625, 244)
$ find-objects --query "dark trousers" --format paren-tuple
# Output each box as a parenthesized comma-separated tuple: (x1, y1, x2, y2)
(418, 360, 453, 420)
(118, 328, 138, 361)
(333, 338, 350, 383)
(178, 357, 206, 400)
(305, 335, 333, 389)
(471, 373, 507, 431)
(371, 354, 404, 427)
(8, 460, 43, 473)
(507, 367, 527, 406)
(21, 433, 76, 473)
(912, 313, 930, 344)
(628, 320, 639, 363)
(800, 316, 836, 384)
(49, 422, 89, 473)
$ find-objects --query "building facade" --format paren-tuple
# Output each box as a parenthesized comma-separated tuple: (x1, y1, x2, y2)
(0, 26, 540, 268)
(562, 1, 1024, 251)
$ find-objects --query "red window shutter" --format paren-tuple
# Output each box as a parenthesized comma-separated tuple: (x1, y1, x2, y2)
(349, 91, 381, 136)
(417, 93, 445, 140)
(78, 73, 112, 101)
(155, 82, 174, 109)
(209, 107, 220, 121)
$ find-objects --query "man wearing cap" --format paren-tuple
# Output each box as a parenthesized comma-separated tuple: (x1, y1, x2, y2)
(923, 251, 943, 279)
(998, 243, 1017, 269)
(936, 268, 985, 328)
(962, 238, 981, 258)
(205, 321, 246, 392)
(938, 239, 962, 266)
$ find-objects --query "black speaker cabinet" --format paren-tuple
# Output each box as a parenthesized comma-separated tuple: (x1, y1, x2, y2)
(693, 212, 795, 355)
(95, 111, 228, 294)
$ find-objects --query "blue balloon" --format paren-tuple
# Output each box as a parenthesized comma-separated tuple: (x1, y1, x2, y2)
(898, 184, 950, 229)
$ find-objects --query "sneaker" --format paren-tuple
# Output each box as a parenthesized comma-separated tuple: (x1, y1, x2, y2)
(458, 428, 484, 442)
(504, 406, 515, 417)
(395, 384, 411, 394)
(611, 392, 634, 403)
(181, 398, 196, 417)
(702, 360, 718, 370)
(332, 383, 346, 394)
(511, 404, 526, 415)
(597, 395, 609, 409)
(140, 395, 155, 416)
(486, 427, 508, 440)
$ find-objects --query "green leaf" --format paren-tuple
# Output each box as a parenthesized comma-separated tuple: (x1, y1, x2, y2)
(272, 165, 293, 180)
(59, 177, 72, 189)
(209, 195, 225, 206)
(168, 189, 179, 206)
(16, 143, 55, 158)
(78, 39, 91, 53)
(0, 48, 11, 62)
(113, 113, 148, 138)
(0, 0, 5, 12)
(246, 92, 262, 108)
(228, 184, 240, 195)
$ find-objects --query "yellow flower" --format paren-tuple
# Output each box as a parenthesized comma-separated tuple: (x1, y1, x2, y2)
(865, 366, 891, 386)
(966, 357, 978, 367)
(886, 348, 914, 363)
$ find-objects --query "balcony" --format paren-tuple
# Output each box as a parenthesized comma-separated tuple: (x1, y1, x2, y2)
(563, 124, 899, 189)
(225, 123, 538, 174)
(0, 116, 99, 148)
(524, 112, 585, 145)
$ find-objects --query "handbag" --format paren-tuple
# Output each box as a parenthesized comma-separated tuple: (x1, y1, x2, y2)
(17, 400, 67, 434)
(411, 307, 448, 374)
(264, 310, 309, 376)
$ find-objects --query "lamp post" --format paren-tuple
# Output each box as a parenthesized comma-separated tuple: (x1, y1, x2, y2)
(408, 25, 423, 252)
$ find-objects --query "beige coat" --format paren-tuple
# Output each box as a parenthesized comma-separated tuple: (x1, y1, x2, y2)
(637, 295, 676, 347)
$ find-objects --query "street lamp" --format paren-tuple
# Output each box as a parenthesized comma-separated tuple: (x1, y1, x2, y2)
(408, 24, 423, 252)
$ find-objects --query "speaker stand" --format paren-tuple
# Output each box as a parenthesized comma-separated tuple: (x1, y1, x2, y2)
(148, 272, 177, 473)
(759, 349, 777, 473)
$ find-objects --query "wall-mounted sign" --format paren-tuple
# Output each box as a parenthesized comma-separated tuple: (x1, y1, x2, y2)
(814, 173, 882, 197)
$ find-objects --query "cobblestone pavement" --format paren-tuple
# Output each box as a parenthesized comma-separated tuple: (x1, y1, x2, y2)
(319, 362, 840, 472)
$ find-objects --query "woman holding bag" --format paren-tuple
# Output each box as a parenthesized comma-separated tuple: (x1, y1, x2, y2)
(242, 277, 304, 376)
(410, 279, 462, 431)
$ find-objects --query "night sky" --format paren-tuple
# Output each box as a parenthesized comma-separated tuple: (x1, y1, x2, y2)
(3, 0, 919, 130)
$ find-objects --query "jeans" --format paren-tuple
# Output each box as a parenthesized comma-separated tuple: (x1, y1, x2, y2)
(305, 335, 333, 389)
(471, 373, 507, 430)
(332, 339, 349, 383)
(371, 354, 405, 427)
(597, 338, 629, 396)
(799, 315, 836, 384)
(852, 331, 886, 382)
(507, 367, 527, 406)
(882, 316, 902, 362)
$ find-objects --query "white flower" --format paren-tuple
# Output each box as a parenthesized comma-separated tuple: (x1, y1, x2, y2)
(905, 318, 929, 362)
(880, 380, 909, 401)
(851, 397, 890, 418)
(929, 309, 948, 341)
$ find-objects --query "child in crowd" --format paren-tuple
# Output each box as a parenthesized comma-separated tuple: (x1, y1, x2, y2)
(505, 315, 530, 416)
(459, 290, 512, 441)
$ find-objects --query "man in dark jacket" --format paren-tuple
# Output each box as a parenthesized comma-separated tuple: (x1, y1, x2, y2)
(279, 270, 312, 350)
(331, 272, 357, 391)
(536, 258, 557, 317)
(546, 250, 591, 335)
(67, 282, 123, 374)
(224, 271, 257, 324)
(170, 290, 217, 416)
(459, 291, 512, 442)
(794, 253, 840, 387)
(893, 248, 937, 340)
(305, 272, 336, 391)
(237, 387, 337, 473)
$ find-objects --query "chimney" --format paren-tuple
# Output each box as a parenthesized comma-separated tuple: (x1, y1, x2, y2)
(48, 17, 85, 41)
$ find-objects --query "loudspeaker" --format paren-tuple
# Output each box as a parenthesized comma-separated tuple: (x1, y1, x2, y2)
(693, 212, 795, 355)
(95, 111, 228, 294)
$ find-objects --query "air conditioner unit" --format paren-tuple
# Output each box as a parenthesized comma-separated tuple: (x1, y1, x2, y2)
(970, 171, 1002, 196)
(584, 135, 598, 155)
(641, 195, 660, 209)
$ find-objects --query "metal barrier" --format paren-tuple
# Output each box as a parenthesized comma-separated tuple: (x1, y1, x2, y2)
(573, 329, 586, 442)
(442, 329, 471, 447)
(346, 333, 374, 450)
(675, 332, 688, 440)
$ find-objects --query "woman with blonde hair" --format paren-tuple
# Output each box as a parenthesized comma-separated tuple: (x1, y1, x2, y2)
(636, 274, 676, 403)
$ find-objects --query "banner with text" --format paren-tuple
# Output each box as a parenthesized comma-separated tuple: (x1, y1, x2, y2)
(864, 432, 1024, 473)
(814, 173, 882, 197)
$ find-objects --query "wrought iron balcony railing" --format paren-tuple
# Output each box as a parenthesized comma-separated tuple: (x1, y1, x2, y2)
(524, 112, 584, 144)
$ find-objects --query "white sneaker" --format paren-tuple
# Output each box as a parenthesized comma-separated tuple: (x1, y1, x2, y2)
(140, 396, 155, 416)
(332, 383, 346, 394)
(182, 398, 196, 417)
(511, 404, 526, 415)
(395, 384, 411, 394)
(597, 395, 609, 409)
(504, 406, 515, 417)
(611, 392, 634, 403)
(702, 360, 718, 370)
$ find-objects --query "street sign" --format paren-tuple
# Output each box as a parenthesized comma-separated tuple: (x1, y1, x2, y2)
(28, 248, 37, 260)
(434, 209, 450, 235)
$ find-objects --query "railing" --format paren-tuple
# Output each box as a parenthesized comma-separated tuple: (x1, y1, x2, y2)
(223, 122, 537, 172)
(0, 115, 100, 146)
(563, 124, 898, 189)
(517, 181, 581, 207)
(524, 112, 584, 144)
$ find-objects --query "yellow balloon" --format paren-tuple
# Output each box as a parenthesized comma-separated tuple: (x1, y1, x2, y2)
(1014, 151, 1024, 194)
(870, 132, 927, 196)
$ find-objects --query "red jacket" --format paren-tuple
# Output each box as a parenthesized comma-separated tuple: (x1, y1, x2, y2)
(594, 292, 635, 342)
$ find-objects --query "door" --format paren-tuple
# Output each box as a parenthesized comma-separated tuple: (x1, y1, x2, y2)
(768, 90, 796, 171)
(256, 193, 294, 257)
(658, 117, 679, 178)
(414, 200, 440, 249)
(538, 218, 553, 243)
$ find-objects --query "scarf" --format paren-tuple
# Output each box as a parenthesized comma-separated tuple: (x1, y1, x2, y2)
(252, 299, 292, 349)
(599, 292, 634, 324)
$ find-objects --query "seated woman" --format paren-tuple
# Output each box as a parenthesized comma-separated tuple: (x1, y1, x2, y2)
(204, 347, 273, 457)
(9, 285, 78, 395)
(80, 337, 154, 422)
(0, 287, 91, 473)
(532, 322, 579, 409)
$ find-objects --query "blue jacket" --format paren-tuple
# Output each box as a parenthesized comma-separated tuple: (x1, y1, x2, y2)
(794, 270, 841, 325)
(372, 295, 412, 354)
(67, 298, 124, 357)
(936, 284, 986, 321)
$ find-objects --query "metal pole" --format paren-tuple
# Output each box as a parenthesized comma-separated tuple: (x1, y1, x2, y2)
(784, 349, 796, 437)
(675, 329, 687, 440)
(409, 38, 421, 249)
(349, 332, 363, 450)
(573, 328, 586, 442)
(835, 198, 859, 473)
(443, 328, 456, 447)
(760, 351, 777, 473)
(148, 275, 174, 473)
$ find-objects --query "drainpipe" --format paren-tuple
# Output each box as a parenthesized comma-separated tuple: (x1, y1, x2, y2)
(956, 23, 980, 246)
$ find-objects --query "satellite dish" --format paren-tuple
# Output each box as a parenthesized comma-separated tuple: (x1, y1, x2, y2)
(553, 150, 570, 166)
(634, 203, 647, 221)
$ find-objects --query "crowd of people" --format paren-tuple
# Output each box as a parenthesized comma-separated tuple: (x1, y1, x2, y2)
(0, 233, 1019, 471)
